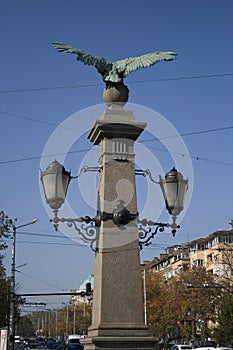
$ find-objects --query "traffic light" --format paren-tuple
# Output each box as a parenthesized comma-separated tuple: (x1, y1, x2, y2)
(86, 282, 92, 296)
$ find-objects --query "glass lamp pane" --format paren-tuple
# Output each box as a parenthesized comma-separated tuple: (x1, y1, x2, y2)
(42, 173, 57, 200)
(177, 181, 188, 209)
(164, 182, 178, 213)
(41, 160, 71, 210)
(160, 168, 188, 217)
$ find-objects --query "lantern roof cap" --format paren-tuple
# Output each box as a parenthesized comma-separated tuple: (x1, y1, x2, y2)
(42, 159, 70, 175)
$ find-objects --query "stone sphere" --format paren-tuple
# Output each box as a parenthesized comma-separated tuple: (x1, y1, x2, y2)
(103, 83, 129, 107)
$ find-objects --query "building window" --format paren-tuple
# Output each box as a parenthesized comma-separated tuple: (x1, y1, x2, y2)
(193, 259, 203, 267)
(215, 254, 220, 261)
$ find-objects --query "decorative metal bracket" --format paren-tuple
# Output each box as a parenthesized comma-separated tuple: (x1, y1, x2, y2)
(95, 207, 138, 227)
(51, 211, 179, 252)
(138, 216, 180, 250)
(72, 165, 101, 179)
(50, 206, 138, 252)
(135, 168, 159, 184)
(51, 212, 98, 251)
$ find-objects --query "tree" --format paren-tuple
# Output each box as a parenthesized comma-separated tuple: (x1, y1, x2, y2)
(176, 266, 220, 342)
(0, 269, 10, 328)
(213, 243, 233, 293)
(214, 292, 233, 347)
(145, 266, 221, 343)
(0, 211, 16, 328)
(17, 315, 35, 338)
(0, 210, 16, 251)
(146, 271, 181, 341)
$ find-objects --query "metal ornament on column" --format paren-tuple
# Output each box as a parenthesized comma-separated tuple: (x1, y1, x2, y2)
(41, 160, 188, 251)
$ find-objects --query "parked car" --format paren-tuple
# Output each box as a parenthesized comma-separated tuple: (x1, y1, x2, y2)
(27, 340, 41, 349)
(46, 340, 57, 349)
(66, 344, 84, 350)
(65, 335, 82, 345)
(171, 345, 193, 350)
(192, 348, 216, 350)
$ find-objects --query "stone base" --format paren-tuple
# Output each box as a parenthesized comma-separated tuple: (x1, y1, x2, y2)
(81, 324, 156, 349)
(81, 335, 156, 350)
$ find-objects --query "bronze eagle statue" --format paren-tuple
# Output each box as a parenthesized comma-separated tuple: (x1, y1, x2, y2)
(53, 42, 177, 85)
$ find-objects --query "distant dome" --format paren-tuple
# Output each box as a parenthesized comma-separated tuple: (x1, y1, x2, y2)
(78, 274, 94, 291)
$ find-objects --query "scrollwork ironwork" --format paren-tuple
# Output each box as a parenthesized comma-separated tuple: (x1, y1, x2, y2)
(51, 215, 98, 251)
(138, 216, 180, 250)
(138, 219, 168, 250)
(50, 210, 180, 252)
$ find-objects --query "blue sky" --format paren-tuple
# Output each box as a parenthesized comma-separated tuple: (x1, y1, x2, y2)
(1, 1, 233, 311)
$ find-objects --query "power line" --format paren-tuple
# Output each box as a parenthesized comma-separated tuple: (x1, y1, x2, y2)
(15, 230, 77, 239)
(141, 125, 233, 142)
(0, 109, 60, 128)
(0, 120, 232, 166)
(0, 72, 232, 94)
(2, 108, 233, 141)
(1, 143, 232, 168)
(6, 230, 88, 247)
(0, 83, 102, 94)
(129, 72, 233, 84)
(0, 148, 94, 165)
(0, 109, 85, 133)
(146, 145, 233, 167)
(15, 269, 67, 291)
(14, 230, 92, 243)
(16, 240, 86, 247)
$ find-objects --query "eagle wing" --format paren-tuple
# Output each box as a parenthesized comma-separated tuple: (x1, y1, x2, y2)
(113, 51, 177, 78)
(52, 42, 112, 74)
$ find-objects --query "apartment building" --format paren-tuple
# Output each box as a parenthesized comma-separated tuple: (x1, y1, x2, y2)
(144, 225, 233, 281)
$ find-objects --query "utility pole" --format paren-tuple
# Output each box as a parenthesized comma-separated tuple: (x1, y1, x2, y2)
(8, 219, 37, 350)
(143, 267, 147, 325)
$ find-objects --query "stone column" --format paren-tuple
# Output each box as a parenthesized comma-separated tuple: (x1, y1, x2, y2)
(82, 106, 156, 350)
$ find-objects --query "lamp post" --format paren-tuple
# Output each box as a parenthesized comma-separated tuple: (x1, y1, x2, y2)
(40, 86, 188, 350)
(143, 266, 147, 325)
(8, 219, 38, 350)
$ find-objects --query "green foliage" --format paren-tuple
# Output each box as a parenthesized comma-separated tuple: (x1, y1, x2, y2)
(0, 277, 10, 328)
(0, 210, 17, 250)
(17, 315, 35, 338)
(146, 267, 222, 342)
(23, 302, 92, 338)
(0, 211, 17, 328)
(214, 292, 233, 347)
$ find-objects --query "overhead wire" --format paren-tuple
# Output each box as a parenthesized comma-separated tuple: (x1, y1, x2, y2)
(0, 72, 232, 94)
(0, 147, 94, 165)
(15, 269, 67, 291)
(0, 71, 232, 166)
(0, 109, 85, 132)
(5, 229, 169, 251)
(0, 123, 232, 166)
(1, 105, 232, 166)
(5, 230, 88, 247)
(145, 145, 233, 167)
(1, 108, 233, 141)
